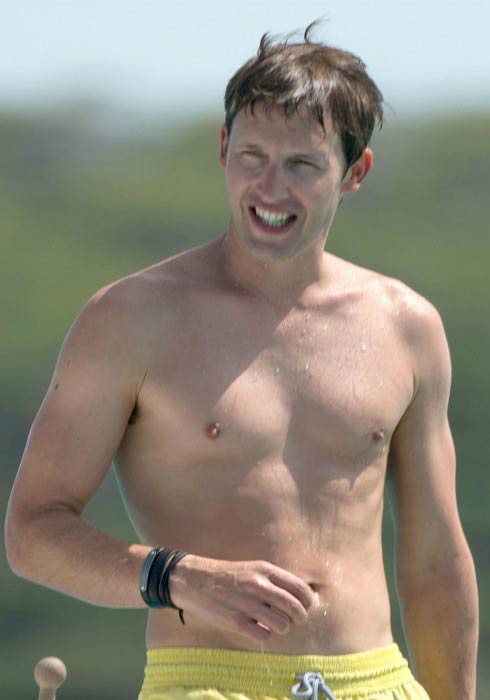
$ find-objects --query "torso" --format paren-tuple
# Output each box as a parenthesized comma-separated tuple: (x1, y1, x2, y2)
(113, 241, 415, 653)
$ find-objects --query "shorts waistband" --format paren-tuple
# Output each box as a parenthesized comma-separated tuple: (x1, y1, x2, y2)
(142, 644, 414, 697)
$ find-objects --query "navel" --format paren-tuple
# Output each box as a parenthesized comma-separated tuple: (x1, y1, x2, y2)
(205, 421, 222, 439)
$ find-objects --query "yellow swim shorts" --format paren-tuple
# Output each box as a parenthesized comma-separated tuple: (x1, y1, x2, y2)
(138, 644, 430, 700)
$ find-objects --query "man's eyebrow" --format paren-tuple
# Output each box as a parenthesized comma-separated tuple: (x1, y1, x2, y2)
(236, 142, 265, 150)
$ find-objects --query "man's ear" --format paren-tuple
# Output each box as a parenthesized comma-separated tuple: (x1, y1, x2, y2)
(341, 148, 373, 194)
(220, 125, 228, 167)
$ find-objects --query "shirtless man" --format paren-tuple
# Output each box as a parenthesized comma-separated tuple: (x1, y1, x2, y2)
(5, 25, 478, 700)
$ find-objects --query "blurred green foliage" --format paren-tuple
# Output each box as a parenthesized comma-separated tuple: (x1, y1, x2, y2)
(1, 106, 488, 699)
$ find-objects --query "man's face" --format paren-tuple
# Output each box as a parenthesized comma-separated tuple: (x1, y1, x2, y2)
(220, 102, 370, 263)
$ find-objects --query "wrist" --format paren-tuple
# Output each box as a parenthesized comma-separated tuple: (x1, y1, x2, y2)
(140, 547, 190, 622)
(168, 553, 203, 609)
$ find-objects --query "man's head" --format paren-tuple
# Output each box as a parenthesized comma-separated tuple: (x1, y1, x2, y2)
(223, 22, 384, 172)
(219, 24, 383, 266)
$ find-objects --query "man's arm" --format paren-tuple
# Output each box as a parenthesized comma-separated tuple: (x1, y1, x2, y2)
(387, 297, 478, 700)
(5, 284, 153, 606)
(5, 279, 314, 638)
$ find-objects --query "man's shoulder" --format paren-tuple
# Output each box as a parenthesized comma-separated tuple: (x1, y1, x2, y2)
(353, 268, 451, 389)
(376, 276, 445, 347)
(61, 245, 214, 371)
(84, 242, 214, 321)
(340, 259, 444, 338)
(349, 264, 449, 372)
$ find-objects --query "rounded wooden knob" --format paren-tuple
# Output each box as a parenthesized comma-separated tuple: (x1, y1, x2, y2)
(34, 657, 67, 690)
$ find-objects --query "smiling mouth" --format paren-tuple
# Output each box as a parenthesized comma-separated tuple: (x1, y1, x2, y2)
(249, 206, 297, 234)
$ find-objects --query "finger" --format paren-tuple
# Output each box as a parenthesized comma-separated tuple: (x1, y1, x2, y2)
(242, 601, 291, 635)
(258, 604, 291, 635)
(231, 611, 271, 643)
(255, 580, 310, 624)
(266, 568, 316, 613)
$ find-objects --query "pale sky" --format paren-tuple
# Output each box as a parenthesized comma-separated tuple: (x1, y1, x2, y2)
(1, 0, 489, 119)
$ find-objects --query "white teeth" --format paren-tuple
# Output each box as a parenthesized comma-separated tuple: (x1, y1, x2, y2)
(255, 206, 294, 227)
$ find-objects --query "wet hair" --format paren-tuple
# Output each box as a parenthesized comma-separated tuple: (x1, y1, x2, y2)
(224, 21, 384, 169)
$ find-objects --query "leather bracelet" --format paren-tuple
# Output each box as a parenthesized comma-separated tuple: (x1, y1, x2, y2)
(157, 549, 188, 615)
(140, 547, 163, 608)
(140, 547, 188, 624)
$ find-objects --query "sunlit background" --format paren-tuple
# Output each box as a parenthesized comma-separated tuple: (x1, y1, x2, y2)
(1, 1, 489, 698)
(2, 0, 490, 116)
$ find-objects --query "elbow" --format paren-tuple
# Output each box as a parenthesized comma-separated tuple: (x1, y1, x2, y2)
(4, 507, 32, 578)
(397, 544, 477, 604)
(4, 502, 48, 580)
(5, 533, 25, 579)
(5, 499, 81, 581)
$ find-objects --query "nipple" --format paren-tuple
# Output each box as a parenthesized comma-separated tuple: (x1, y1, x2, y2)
(373, 429, 385, 441)
(205, 422, 221, 439)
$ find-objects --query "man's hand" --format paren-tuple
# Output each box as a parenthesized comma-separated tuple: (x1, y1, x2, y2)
(170, 555, 315, 642)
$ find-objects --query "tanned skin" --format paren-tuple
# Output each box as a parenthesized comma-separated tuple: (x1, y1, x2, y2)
(5, 104, 478, 700)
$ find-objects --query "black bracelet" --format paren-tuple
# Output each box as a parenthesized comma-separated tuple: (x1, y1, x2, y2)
(158, 549, 188, 609)
(140, 547, 163, 608)
(140, 547, 188, 624)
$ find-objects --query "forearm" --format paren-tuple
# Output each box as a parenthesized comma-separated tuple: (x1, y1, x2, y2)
(399, 546, 479, 700)
(6, 506, 152, 607)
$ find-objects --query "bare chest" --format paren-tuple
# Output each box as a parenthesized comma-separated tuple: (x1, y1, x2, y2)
(118, 296, 412, 471)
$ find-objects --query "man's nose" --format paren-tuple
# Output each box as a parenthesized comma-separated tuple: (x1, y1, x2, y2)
(257, 162, 288, 201)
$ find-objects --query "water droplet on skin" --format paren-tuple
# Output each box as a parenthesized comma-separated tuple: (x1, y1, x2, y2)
(361, 343, 367, 351)
(379, 380, 384, 387)
(304, 364, 309, 371)
(333, 566, 343, 586)
(275, 367, 280, 374)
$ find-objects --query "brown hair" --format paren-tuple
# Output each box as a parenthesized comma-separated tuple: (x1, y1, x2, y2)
(224, 22, 384, 169)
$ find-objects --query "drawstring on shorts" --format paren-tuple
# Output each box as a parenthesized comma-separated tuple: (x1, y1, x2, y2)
(291, 671, 337, 700)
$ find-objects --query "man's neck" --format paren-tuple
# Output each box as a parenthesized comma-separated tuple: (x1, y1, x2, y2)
(213, 230, 333, 307)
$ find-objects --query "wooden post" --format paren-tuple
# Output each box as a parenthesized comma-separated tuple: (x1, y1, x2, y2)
(34, 657, 67, 700)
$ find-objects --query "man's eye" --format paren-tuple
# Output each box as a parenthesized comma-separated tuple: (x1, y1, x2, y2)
(291, 159, 315, 168)
(242, 151, 263, 160)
